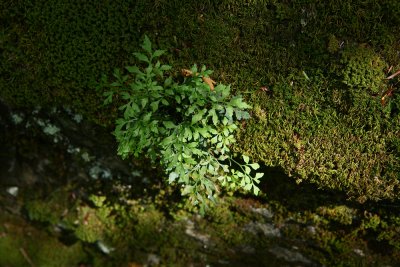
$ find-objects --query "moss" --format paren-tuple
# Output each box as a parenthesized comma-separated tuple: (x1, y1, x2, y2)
(327, 34, 340, 54)
(0, 213, 87, 267)
(24, 189, 71, 225)
(236, 66, 400, 202)
(316, 205, 357, 225)
(6, 178, 400, 266)
(2, 1, 400, 264)
(2, 2, 399, 202)
(337, 45, 386, 93)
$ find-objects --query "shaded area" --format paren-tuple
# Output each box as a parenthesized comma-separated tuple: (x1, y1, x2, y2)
(1, 101, 399, 266)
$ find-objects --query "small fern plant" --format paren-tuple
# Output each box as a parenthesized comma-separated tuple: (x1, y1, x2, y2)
(98, 36, 263, 207)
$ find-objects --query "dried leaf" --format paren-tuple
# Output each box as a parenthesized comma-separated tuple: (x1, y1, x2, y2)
(181, 69, 193, 77)
(202, 76, 216, 91)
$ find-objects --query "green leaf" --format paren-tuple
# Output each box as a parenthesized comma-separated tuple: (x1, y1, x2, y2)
(120, 92, 130, 100)
(225, 106, 234, 120)
(161, 99, 169, 106)
(113, 68, 121, 79)
(111, 82, 121, 87)
(131, 102, 140, 112)
(191, 64, 198, 75)
(160, 65, 172, 71)
(163, 121, 176, 129)
(187, 105, 197, 115)
(253, 186, 260, 195)
(198, 127, 211, 138)
(223, 127, 230, 137)
(126, 66, 143, 74)
(243, 155, 250, 164)
(133, 52, 149, 63)
(153, 49, 166, 58)
(249, 163, 260, 170)
(242, 111, 251, 120)
(150, 101, 159, 112)
(141, 98, 148, 108)
(245, 166, 251, 175)
(244, 184, 252, 191)
(141, 35, 152, 54)
(230, 97, 251, 109)
(184, 128, 193, 141)
(235, 110, 251, 120)
(255, 172, 264, 179)
(208, 164, 215, 172)
(103, 91, 114, 104)
(168, 172, 179, 183)
(244, 174, 251, 184)
(209, 109, 219, 126)
(192, 112, 203, 125)
(193, 130, 200, 140)
(143, 112, 152, 122)
(182, 185, 194, 195)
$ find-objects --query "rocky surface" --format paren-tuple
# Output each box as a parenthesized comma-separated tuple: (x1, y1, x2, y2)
(0, 102, 399, 266)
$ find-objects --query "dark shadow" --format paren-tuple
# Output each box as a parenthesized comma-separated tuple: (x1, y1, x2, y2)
(258, 165, 348, 211)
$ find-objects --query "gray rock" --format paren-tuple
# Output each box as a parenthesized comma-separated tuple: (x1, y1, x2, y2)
(185, 220, 211, 244)
(244, 222, 281, 238)
(268, 246, 312, 265)
(251, 207, 274, 219)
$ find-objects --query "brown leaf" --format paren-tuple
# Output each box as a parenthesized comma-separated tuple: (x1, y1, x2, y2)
(181, 69, 193, 77)
(202, 76, 216, 91)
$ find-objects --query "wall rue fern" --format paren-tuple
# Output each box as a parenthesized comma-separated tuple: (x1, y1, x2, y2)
(98, 36, 263, 208)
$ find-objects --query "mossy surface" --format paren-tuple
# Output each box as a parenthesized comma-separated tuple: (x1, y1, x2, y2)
(1, 1, 400, 265)
(0, 108, 399, 266)
(16, 187, 400, 266)
(2, 0, 399, 200)
(0, 212, 87, 267)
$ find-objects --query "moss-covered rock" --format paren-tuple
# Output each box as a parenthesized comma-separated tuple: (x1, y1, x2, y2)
(0, 213, 87, 267)
(1, 1, 400, 265)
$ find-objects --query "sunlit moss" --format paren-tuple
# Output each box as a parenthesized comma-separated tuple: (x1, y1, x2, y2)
(338, 45, 386, 93)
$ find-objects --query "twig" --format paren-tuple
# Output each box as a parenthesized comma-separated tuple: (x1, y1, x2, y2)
(386, 69, 400, 80)
(19, 247, 35, 267)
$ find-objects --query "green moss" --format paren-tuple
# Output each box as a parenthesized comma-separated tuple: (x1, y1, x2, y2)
(1, 3, 400, 264)
(316, 205, 357, 225)
(337, 45, 386, 93)
(24, 189, 71, 225)
(237, 64, 400, 202)
(327, 35, 340, 54)
(0, 213, 87, 267)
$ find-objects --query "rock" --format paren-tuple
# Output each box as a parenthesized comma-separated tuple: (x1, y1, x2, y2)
(244, 222, 281, 238)
(307, 225, 316, 235)
(250, 207, 274, 219)
(353, 249, 365, 257)
(268, 246, 313, 265)
(185, 220, 211, 244)
(146, 254, 160, 266)
(96, 240, 114, 254)
(6, 186, 18, 197)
